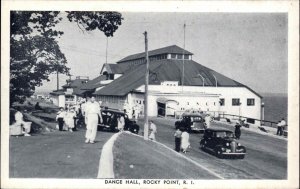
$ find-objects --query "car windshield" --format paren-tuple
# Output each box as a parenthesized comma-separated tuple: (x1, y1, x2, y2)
(215, 131, 234, 138)
(191, 117, 203, 122)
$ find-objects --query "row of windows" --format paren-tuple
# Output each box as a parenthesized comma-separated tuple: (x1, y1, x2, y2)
(170, 54, 189, 60)
(219, 98, 255, 106)
(149, 54, 167, 61)
(97, 96, 126, 104)
(135, 100, 144, 104)
(122, 53, 190, 65)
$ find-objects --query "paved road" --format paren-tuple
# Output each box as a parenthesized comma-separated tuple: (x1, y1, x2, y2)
(10, 128, 114, 178)
(137, 117, 287, 179)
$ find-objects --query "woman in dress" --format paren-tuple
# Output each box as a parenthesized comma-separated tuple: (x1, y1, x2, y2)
(65, 106, 76, 132)
(117, 114, 125, 132)
(149, 120, 157, 141)
(181, 129, 190, 153)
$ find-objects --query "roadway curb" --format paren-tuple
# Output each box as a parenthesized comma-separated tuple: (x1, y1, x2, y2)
(97, 132, 121, 179)
(125, 131, 224, 179)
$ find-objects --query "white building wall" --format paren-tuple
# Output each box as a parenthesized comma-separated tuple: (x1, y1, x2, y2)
(147, 94, 220, 117)
(58, 95, 65, 108)
(136, 85, 261, 121)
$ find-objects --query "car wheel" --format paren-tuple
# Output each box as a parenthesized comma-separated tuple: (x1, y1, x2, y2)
(239, 155, 245, 159)
(215, 149, 223, 159)
(199, 141, 205, 150)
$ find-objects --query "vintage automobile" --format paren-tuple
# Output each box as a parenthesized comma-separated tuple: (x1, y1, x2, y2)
(199, 128, 246, 159)
(98, 109, 139, 134)
(175, 112, 206, 133)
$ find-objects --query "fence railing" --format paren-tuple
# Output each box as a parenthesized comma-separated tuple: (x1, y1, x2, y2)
(172, 110, 287, 129)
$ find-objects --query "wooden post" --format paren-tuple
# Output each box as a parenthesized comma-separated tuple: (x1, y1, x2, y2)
(143, 31, 149, 140)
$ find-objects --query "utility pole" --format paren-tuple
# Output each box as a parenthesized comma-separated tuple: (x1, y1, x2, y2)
(181, 23, 186, 92)
(143, 31, 149, 140)
(106, 37, 108, 64)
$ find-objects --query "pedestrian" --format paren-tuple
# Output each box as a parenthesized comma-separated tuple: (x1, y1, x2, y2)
(149, 120, 157, 141)
(56, 107, 66, 131)
(65, 106, 76, 132)
(205, 114, 211, 129)
(117, 114, 125, 132)
(276, 118, 286, 136)
(235, 121, 241, 139)
(174, 128, 182, 152)
(85, 96, 102, 144)
(134, 106, 139, 121)
(35, 102, 43, 110)
(181, 129, 190, 153)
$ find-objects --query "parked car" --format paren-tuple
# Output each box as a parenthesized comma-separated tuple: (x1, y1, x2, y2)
(99, 109, 139, 134)
(199, 128, 246, 159)
(175, 112, 206, 133)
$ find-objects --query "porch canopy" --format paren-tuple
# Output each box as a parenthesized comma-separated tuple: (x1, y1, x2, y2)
(156, 97, 178, 104)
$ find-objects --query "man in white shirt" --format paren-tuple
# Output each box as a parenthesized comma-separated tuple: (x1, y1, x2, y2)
(276, 118, 286, 136)
(85, 96, 102, 143)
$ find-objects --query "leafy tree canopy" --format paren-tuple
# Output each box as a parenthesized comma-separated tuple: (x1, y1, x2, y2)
(10, 11, 123, 104)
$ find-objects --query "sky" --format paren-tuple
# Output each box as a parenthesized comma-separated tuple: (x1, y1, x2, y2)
(36, 12, 288, 94)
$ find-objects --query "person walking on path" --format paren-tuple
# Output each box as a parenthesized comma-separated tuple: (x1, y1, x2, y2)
(204, 114, 212, 129)
(56, 107, 66, 131)
(276, 118, 286, 136)
(85, 96, 102, 144)
(174, 128, 182, 152)
(181, 129, 190, 153)
(235, 121, 242, 139)
(149, 120, 157, 141)
(117, 114, 125, 132)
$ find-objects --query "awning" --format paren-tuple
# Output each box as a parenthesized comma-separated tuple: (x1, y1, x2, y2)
(49, 90, 65, 96)
(156, 97, 178, 104)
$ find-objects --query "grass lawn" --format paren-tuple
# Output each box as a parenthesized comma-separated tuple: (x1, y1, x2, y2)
(113, 132, 218, 179)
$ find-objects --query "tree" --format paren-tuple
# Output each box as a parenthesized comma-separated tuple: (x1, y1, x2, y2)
(10, 11, 123, 105)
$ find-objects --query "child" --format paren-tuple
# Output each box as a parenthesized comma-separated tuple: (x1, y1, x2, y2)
(65, 106, 76, 132)
(56, 107, 66, 131)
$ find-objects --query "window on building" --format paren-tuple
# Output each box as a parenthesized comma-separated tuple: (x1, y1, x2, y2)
(247, 98, 255, 106)
(184, 54, 189, 59)
(177, 54, 183, 59)
(219, 98, 225, 106)
(171, 54, 176, 59)
(232, 98, 240, 106)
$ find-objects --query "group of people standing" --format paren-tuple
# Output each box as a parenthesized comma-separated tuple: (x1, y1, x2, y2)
(56, 106, 77, 132)
(174, 128, 190, 153)
(56, 96, 103, 144)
